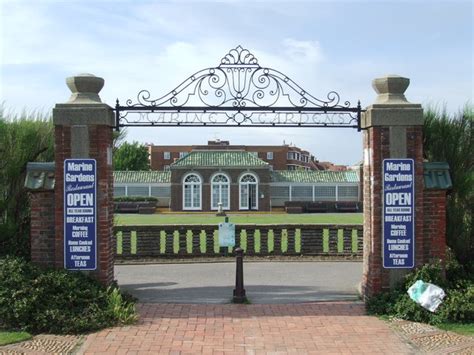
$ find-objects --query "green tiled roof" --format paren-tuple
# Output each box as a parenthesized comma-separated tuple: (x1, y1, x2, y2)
(114, 171, 170, 183)
(271, 170, 359, 183)
(423, 162, 452, 190)
(172, 151, 269, 167)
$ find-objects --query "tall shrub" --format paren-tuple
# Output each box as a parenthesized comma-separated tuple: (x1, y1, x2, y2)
(113, 141, 150, 170)
(423, 105, 473, 265)
(0, 108, 54, 258)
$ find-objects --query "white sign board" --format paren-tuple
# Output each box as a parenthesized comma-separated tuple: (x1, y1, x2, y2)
(218, 222, 235, 247)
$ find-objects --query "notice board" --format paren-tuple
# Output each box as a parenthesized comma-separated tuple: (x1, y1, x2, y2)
(64, 159, 97, 270)
(383, 159, 415, 268)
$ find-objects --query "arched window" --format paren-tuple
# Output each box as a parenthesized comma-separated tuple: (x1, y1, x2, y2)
(239, 173, 258, 210)
(211, 173, 230, 210)
(183, 173, 201, 210)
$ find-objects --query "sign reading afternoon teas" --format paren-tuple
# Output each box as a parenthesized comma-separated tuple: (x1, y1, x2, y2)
(64, 159, 97, 270)
(383, 159, 415, 268)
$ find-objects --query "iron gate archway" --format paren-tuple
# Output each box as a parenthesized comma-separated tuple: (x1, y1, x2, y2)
(115, 46, 363, 131)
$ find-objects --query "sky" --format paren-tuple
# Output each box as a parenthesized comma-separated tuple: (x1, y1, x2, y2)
(1, 0, 472, 165)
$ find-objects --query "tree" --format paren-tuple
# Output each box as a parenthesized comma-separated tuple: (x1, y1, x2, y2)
(423, 104, 473, 266)
(113, 141, 150, 171)
(0, 108, 54, 257)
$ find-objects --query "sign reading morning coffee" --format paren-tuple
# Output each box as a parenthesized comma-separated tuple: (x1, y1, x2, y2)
(64, 159, 97, 270)
(383, 159, 415, 268)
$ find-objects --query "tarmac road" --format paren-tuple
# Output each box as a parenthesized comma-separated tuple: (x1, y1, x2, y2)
(115, 261, 362, 304)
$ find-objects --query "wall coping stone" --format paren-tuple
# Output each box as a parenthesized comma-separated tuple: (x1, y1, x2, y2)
(53, 104, 114, 126)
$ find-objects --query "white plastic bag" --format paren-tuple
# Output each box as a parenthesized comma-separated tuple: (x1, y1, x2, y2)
(407, 280, 446, 312)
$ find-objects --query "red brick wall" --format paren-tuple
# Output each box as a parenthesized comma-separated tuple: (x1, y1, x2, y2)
(423, 190, 447, 263)
(54, 125, 70, 270)
(170, 168, 271, 211)
(149, 144, 316, 171)
(362, 126, 425, 296)
(30, 191, 55, 267)
(54, 124, 114, 285)
(90, 125, 114, 285)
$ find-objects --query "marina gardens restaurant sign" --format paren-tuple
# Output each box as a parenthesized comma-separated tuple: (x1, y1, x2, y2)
(64, 159, 97, 270)
(383, 159, 415, 268)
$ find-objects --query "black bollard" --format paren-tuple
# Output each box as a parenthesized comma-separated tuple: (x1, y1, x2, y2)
(233, 247, 247, 303)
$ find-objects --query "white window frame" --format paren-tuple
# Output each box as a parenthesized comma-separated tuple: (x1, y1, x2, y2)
(267, 152, 273, 160)
(239, 172, 259, 210)
(179, 151, 188, 158)
(182, 173, 202, 210)
(164, 151, 171, 160)
(210, 173, 230, 210)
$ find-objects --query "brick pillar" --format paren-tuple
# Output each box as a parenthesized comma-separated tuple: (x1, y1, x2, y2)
(361, 75, 424, 297)
(30, 191, 56, 268)
(53, 74, 115, 285)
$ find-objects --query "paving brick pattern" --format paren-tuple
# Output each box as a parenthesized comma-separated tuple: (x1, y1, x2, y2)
(78, 302, 416, 354)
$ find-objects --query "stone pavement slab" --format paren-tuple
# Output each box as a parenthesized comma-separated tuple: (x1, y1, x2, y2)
(115, 261, 362, 304)
(78, 302, 417, 354)
(388, 318, 474, 354)
(0, 334, 82, 354)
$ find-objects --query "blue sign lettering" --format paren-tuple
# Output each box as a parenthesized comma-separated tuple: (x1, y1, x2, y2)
(64, 159, 97, 270)
(383, 159, 415, 268)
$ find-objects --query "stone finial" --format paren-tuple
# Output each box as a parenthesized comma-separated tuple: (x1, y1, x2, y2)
(65, 73, 104, 104)
(372, 75, 410, 104)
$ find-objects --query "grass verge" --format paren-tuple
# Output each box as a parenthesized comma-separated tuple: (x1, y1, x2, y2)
(438, 323, 474, 336)
(115, 212, 363, 225)
(0, 331, 32, 346)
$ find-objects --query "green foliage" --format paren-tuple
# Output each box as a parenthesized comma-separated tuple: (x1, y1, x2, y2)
(366, 259, 474, 325)
(0, 108, 54, 258)
(114, 196, 158, 202)
(423, 105, 473, 265)
(113, 141, 149, 171)
(0, 257, 137, 334)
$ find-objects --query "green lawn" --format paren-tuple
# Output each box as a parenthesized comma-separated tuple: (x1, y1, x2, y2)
(0, 331, 32, 346)
(115, 212, 363, 226)
(438, 323, 474, 336)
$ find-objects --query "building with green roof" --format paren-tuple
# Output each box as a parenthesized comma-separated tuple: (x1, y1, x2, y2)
(113, 150, 362, 212)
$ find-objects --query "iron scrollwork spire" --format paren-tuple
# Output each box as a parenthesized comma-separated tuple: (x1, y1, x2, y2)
(116, 45, 362, 129)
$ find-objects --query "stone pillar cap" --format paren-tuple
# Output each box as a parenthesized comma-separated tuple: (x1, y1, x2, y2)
(65, 73, 104, 104)
(372, 75, 411, 104)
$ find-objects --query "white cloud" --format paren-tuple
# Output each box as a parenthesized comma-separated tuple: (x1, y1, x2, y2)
(1, 1, 471, 166)
(282, 39, 322, 64)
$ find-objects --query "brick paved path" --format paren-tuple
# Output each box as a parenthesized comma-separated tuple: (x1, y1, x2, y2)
(78, 302, 416, 354)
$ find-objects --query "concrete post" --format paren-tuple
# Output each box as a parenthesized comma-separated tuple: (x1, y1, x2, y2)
(53, 73, 115, 284)
(361, 75, 424, 297)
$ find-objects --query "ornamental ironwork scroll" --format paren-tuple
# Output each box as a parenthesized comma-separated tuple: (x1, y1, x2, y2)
(115, 45, 362, 130)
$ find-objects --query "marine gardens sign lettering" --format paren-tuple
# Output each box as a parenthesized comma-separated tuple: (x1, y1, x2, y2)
(64, 159, 97, 270)
(383, 159, 415, 268)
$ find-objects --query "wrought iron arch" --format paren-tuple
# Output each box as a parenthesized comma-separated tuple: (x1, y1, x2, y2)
(115, 45, 362, 130)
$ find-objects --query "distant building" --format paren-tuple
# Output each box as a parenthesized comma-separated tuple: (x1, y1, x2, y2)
(114, 150, 361, 212)
(148, 140, 325, 172)
(318, 162, 348, 171)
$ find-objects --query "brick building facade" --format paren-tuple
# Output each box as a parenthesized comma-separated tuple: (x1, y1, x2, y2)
(148, 140, 327, 171)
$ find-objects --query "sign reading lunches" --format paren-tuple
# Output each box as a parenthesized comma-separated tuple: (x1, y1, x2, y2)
(383, 159, 415, 268)
(64, 159, 97, 270)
